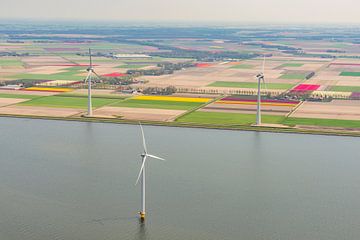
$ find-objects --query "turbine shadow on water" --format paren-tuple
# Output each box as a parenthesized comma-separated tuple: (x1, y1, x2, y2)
(136, 218, 147, 240)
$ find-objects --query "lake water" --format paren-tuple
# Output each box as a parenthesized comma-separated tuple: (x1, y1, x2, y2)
(0, 117, 359, 240)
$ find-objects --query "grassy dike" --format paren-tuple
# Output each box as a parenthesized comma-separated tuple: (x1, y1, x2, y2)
(0, 113, 359, 138)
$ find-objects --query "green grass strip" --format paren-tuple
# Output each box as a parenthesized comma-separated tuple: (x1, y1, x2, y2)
(18, 96, 121, 109)
(0, 59, 23, 66)
(10, 73, 85, 81)
(279, 74, 306, 80)
(329, 86, 360, 92)
(176, 111, 284, 125)
(283, 117, 360, 128)
(0, 93, 42, 99)
(340, 72, 360, 77)
(59, 92, 128, 99)
(230, 64, 254, 69)
(280, 63, 304, 67)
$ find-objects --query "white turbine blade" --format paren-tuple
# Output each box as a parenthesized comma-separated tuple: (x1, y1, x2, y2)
(262, 55, 266, 74)
(89, 48, 93, 68)
(261, 55, 268, 92)
(84, 70, 91, 82)
(146, 154, 165, 161)
(92, 70, 102, 80)
(139, 123, 147, 153)
(135, 156, 147, 186)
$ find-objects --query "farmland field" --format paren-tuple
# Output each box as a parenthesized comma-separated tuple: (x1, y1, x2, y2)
(0, 58, 23, 66)
(177, 111, 285, 125)
(230, 64, 254, 69)
(0, 25, 360, 135)
(0, 93, 42, 99)
(280, 63, 304, 67)
(329, 86, 360, 92)
(283, 117, 360, 128)
(10, 73, 85, 81)
(279, 73, 306, 80)
(18, 96, 121, 109)
(111, 99, 204, 110)
(340, 72, 360, 77)
(208, 81, 295, 89)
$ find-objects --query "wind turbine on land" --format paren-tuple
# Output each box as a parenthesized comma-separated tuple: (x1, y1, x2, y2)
(135, 123, 165, 221)
(255, 55, 267, 126)
(84, 48, 101, 117)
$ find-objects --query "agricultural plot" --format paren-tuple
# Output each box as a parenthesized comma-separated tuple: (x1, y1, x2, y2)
(279, 73, 307, 80)
(0, 58, 23, 67)
(0, 97, 30, 107)
(93, 106, 186, 121)
(0, 93, 42, 99)
(0, 105, 83, 117)
(279, 63, 304, 68)
(25, 87, 74, 93)
(289, 100, 360, 121)
(177, 111, 284, 125)
(10, 71, 85, 81)
(208, 81, 295, 90)
(329, 86, 360, 92)
(283, 117, 360, 129)
(340, 72, 360, 77)
(199, 96, 299, 116)
(291, 84, 320, 92)
(18, 96, 121, 109)
(112, 95, 210, 110)
(230, 64, 254, 69)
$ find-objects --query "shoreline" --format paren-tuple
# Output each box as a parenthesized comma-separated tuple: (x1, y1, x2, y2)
(0, 114, 359, 138)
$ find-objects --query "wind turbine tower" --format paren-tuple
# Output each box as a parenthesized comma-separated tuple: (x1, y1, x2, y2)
(135, 123, 165, 221)
(255, 56, 266, 126)
(84, 48, 101, 117)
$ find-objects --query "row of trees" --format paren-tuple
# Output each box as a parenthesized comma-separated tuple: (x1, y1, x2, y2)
(142, 86, 177, 95)
(127, 62, 195, 76)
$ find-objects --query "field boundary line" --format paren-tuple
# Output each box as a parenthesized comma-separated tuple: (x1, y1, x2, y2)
(174, 94, 226, 121)
(286, 101, 305, 118)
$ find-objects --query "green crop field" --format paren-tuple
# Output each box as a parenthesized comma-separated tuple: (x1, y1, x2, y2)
(208, 81, 294, 90)
(329, 86, 360, 92)
(0, 93, 42, 99)
(10, 73, 85, 81)
(283, 117, 360, 128)
(279, 74, 306, 80)
(340, 72, 360, 77)
(280, 63, 304, 67)
(0, 58, 23, 66)
(59, 92, 128, 99)
(230, 64, 254, 69)
(177, 111, 284, 125)
(18, 96, 121, 109)
(112, 99, 203, 110)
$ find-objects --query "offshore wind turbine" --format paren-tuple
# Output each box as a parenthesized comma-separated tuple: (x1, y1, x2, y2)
(255, 55, 266, 126)
(84, 48, 101, 117)
(135, 123, 165, 221)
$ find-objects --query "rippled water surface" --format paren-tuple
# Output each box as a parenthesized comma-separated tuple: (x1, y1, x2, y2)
(0, 117, 359, 240)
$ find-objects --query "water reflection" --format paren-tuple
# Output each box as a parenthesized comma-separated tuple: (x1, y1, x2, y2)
(135, 219, 147, 240)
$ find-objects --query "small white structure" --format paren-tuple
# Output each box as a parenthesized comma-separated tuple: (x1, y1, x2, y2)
(113, 54, 151, 59)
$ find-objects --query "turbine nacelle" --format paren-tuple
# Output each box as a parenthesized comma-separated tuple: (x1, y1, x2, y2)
(256, 73, 264, 80)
